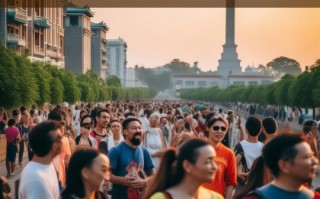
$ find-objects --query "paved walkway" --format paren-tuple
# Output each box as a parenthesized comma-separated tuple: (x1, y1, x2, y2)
(0, 150, 29, 198)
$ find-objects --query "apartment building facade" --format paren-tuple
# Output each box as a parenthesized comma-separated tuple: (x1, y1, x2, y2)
(0, 0, 65, 67)
(91, 21, 108, 80)
(64, 7, 93, 75)
(107, 38, 127, 86)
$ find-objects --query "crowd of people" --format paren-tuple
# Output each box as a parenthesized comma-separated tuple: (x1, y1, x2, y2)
(0, 100, 320, 199)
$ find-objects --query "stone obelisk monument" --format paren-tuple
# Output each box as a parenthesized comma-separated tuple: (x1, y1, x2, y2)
(217, 0, 242, 80)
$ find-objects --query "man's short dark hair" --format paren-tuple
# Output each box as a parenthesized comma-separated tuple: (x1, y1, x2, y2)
(48, 108, 63, 121)
(245, 116, 262, 136)
(29, 121, 60, 157)
(122, 117, 141, 130)
(12, 109, 20, 117)
(263, 133, 307, 177)
(20, 106, 26, 114)
(8, 119, 15, 127)
(124, 112, 135, 118)
(262, 117, 278, 135)
(96, 108, 109, 118)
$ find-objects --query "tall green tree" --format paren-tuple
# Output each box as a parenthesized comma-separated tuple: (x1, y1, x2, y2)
(32, 62, 52, 106)
(266, 56, 302, 76)
(78, 82, 94, 102)
(106, 75, 122, 87)
(274, 74, 295, 106)
(60, 71, 80, 104)
(0, 44, 21, 108)
(50, 77, 64, 104)
(310, 60, 320, 108)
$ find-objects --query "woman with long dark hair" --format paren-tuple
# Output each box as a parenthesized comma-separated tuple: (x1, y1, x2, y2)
(232, 156, 272, 199)
(144, 139, 223, 199)
(61, 148, 110, 199)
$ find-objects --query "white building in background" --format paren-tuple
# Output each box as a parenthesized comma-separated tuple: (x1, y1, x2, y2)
(171, 69, 273, 92)
(125, 68, 147, 88)
(107, 38, 127, 86)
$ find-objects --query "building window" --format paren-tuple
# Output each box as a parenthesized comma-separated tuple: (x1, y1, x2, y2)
(198, 81, 206, 86)
(233, 81, 245, 86)
(262, 80, 271, 85)
(185, 81, 194, 86)
(210, 81, 217, 87)
(176, 80, 182, 85)
(248, 81, 258, 85)
(70, 16, 78, 26)
(35, 32, 40, 46)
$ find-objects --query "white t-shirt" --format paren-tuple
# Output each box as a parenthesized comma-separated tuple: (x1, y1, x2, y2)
(240, 140, 264, 169)
(19, 161, 60, 199)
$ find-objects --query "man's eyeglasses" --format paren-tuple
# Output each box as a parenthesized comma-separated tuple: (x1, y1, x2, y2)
(212, 126, 227, 131)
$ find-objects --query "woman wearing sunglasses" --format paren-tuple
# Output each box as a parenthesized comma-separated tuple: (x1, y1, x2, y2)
(202, 117, 237, 199)
(75, 115, 97, 149)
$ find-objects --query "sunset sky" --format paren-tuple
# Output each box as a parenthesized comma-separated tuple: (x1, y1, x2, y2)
(91, 8, 320, 72)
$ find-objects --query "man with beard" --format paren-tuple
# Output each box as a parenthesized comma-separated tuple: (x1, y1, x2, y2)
(108, 118, 154, 199)
(90, 109, 110, 149)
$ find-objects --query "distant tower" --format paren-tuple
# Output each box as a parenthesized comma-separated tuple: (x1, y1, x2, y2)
(217, 0, 242, 77)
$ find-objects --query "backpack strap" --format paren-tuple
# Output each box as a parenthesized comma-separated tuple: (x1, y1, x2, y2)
(235, 142, 249, 172)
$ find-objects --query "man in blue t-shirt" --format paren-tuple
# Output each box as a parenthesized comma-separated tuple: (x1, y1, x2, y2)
(244, 134, 319, 199)
(108, 117, 154, 199)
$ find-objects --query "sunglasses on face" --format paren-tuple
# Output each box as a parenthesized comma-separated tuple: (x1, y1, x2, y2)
(81, 122, 93, 130)
(212, 126, 227, 131)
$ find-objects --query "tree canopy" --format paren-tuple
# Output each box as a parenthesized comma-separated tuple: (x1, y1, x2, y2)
(266, 56, 302, 76)
(0, 44, 157, 109)
(181, 59, 320, 111)
(135, 59, 202, 91)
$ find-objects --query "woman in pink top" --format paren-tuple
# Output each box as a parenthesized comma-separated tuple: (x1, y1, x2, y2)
(5, 119, 21, 176)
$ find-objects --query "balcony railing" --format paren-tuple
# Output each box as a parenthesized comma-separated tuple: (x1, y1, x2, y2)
(7, 34, 19, 40)
(7, 34, 26, 46)
(16, 7, 27, 16)
(7, 7, 28, 24)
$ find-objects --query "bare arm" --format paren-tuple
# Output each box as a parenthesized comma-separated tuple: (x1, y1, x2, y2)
(158, 129, 167, 150)
(225, 185, 234, 199)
